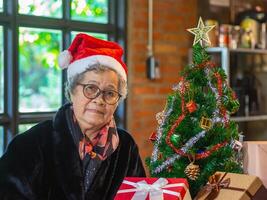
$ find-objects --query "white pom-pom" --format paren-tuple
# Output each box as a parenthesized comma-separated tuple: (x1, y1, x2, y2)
(58, 50, 72, 69)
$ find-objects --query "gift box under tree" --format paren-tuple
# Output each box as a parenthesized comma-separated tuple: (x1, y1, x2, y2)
(195, 171, 267, 200)
(115, 177, 192, 200)
(243, 141, 267, 188)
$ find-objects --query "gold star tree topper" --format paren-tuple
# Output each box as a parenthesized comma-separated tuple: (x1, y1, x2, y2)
(187, 17, 215, 46)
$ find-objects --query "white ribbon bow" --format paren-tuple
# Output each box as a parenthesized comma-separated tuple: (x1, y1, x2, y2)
(117, 178, 187, 200)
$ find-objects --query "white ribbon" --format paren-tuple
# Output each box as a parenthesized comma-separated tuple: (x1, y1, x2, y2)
(117, 178, 187, 200)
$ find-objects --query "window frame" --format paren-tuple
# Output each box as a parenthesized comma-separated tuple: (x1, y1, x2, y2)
(0, 0, 127, 152)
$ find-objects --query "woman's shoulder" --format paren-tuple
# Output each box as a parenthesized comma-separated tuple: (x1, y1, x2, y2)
(117, 128, 137, 146)
(18, 120, 53, 139)
(6, 120, 54, 153)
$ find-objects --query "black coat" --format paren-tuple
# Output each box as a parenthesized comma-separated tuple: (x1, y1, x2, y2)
(0, 104, 146, 200)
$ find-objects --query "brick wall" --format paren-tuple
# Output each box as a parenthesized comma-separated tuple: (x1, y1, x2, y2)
(127, 0, 197, 174)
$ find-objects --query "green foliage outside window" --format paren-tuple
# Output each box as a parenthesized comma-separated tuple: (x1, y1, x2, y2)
(18, 0, 62, 18)
(0, 0, 3, 12)
(71, 31, 107, 41)
(19, 28, 62, 112)
(19, 124, 36, 134)
(18, 0, 107, 23)
(71, 0, 108, 23)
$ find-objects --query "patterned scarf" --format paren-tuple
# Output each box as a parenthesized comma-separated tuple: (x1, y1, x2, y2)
(65, 106, 120, 159)
(78, 117, 119, 160)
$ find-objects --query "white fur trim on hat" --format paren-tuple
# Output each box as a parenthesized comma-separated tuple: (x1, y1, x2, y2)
(58, 50, 73, 69)
(67, 55, 127, 82)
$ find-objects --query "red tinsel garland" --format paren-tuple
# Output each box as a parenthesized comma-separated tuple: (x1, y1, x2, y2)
(194, 141, 228, 160)
(164, 65, 232, 160)
(198, 61, 216, 69)
(214, 72, 222, 97)
(214, 72, 229, 126)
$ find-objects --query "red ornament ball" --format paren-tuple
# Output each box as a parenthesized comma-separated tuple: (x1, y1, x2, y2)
(186, 100, 197, 113)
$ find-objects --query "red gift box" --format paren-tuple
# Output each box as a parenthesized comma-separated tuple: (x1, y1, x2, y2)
(115, 177, 191, 200)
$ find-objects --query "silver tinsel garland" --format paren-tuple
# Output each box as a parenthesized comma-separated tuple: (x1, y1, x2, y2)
(151, 96, 175, 162)
(150, 66, 229, 174)
(152, 114, 223, 174)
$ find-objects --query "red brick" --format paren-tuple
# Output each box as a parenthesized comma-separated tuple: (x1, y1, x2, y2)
(143, 97, 165, 105)
(134, 64, 146, 73)
(132, 86, 157, 95)
(162, 74, 183, 83)
(132, 43, 147, 53)
(128, 0, 197, 165)
(131, 30, 147, 39)
(133, 20, 147, 30)
(130, 53, 147, 64)
(154, 44, 178, 54)
(131, 76, 147, 83)
(158, 86, 173, 94)
(133, 110, 155, 118)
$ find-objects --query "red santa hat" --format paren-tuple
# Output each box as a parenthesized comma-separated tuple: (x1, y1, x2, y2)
(58, 33, 127, 82)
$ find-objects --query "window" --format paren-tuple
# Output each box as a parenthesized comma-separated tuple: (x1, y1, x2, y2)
(0, 0, 3, 12)
(0, 26, 3, 113)
(18, 123, 36, 133)
(71, 31, 108, 41)
(18, 0, 62, 18)
(0, 126, 3, 156)
(0, 0, 126, 151)
(71, 0, 108, 23)
(19, 27, 62, 112)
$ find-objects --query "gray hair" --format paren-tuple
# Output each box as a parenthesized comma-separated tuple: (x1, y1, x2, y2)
(65, 64, 127, 103)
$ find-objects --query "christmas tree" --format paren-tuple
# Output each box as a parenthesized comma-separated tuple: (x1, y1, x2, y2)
(146, 17, 243, 197)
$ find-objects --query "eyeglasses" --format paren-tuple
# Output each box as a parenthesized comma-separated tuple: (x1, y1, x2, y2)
(77, 83, 121, 105)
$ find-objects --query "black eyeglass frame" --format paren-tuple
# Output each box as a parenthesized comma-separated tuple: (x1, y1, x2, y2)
(77, 83, 122, 105)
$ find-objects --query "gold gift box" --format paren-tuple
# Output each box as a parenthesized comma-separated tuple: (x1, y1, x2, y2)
(243, 141, 267, 188)
(196, 171, 267, 200)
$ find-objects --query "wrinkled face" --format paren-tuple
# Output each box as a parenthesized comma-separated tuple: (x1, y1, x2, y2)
(71, 70, 119, 132)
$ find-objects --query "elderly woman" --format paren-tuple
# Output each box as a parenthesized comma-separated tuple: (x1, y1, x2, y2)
(0, 33, 146, 199)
